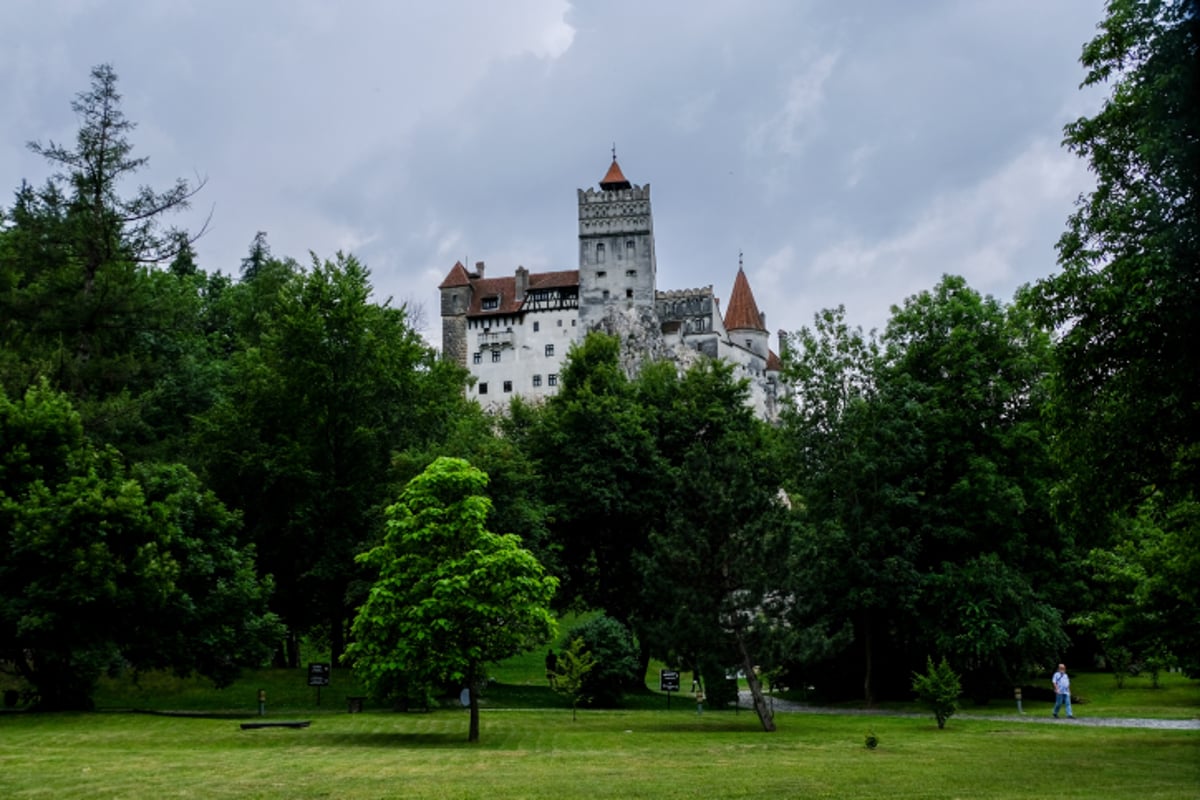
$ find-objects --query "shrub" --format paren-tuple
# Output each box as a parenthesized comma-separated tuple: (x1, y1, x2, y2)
(911, 656, 962, 729)
(567, 615, 639, 707)
(864, 729, 879, 749)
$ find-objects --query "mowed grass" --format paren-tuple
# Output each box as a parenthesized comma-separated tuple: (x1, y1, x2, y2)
(3, 655, 1197, 799)
(1, 704, 1197, 799)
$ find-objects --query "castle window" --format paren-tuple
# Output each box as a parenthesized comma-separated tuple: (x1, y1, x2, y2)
(746, 339, 753, 349)
(545, 344, 555, 357)
(533, 374, 542, 387)
(571, 319, 576, 327)
(533, 321, 540, 332)
(473, 352, 482, 365)
(597, 243, 605, 263)
(503, 381, 513, 393)
(492, 350, 501, 363)
(626, 240, 635, 257)
(596, 270, 607, 279)
(602, 290, 610, 300)
(626, 289, 633, 298)
(626, 270, 636, 277)
(557, 319, 563, 327)
(481, 296, 499, 310)
(479, 382, 488, 395)
(548, 374, 558, 387)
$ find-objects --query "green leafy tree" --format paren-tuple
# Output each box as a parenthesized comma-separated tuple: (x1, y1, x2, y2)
(196, 252, 466, 665)
(0, 382, 280, 709)
(1031, 0, 1199, 672)
(779, 306, 915, 705)
(912, 656, 962, 729)
(640, 359, 793, 732)
(781, 280, 1067, 703)
(1, 65, 212, 455)
(530, 334, 661, 647)
(344, 457, 557, 742)
(552, 637, 597, 720)
(566, 614, 640, 708)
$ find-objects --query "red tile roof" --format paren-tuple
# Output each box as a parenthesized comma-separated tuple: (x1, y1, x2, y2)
(600, 159, 632, 190)
(723, 267, 767, 332)
(438, 261, 471, 289)
(766, 349, 782, 372)
(462, 269, 580, 317)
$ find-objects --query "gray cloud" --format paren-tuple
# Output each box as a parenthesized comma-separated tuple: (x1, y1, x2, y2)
(1, 0, 1104, 341)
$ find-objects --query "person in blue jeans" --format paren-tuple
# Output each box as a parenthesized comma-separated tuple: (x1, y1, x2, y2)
(1052, 664, 1074, 718)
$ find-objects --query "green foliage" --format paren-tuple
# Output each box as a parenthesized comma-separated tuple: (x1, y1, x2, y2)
(0, 382, 281, 709)
(344, 457, 557, 741)
(567, 615, 639, 708)
(194, 250, 467, 664)
(1072, 490, 1199, 676)
(864, 729, 879, 749)
(530, 333, 660, 627)
(781, 282, 1066, 703)
(1, 65, 208, 454)
(551, 637, 597, 720)
(1029, 0, 1199, 674)
(912, 656, 963, 729)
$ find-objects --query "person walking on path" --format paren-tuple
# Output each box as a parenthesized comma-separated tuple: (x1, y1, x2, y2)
(1053, 664, 1074, 718)
(545, 649, 558, 689)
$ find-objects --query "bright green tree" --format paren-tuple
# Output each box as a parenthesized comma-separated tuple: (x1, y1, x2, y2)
(0, 382, 281, 709)
(911, 656, 962, 729)
(345, 457, 557, 742)
(552, 636, 597, 721)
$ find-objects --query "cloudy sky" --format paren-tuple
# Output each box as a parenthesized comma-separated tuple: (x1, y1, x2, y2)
(1, 0, 1106, 345)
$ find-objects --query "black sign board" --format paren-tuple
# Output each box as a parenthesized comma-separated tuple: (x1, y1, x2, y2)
(660, 670, 681, 692)
(308, 662, 331, 687)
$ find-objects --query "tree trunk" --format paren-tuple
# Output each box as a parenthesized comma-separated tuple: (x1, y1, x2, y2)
(861, 613, 874, 708)
(735, 630, 775, 733)
(468, 665, 482, 743)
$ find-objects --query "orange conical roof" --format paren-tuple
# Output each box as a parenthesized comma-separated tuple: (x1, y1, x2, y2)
(438, 260, 471, 289)
(723, 266, 767, 332)
(600, 157, 632, 191)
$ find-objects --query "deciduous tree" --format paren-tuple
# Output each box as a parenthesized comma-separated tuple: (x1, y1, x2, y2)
(345, 457, 557, 742)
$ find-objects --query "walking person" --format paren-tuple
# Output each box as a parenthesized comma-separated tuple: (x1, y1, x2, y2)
(1052, 663, 1074, 718)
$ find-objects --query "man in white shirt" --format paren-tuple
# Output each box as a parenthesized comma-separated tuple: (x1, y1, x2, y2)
(1052, 663, 1074, 718)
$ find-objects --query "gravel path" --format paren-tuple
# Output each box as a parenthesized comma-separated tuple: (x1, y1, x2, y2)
(737, 692, 1200, 730)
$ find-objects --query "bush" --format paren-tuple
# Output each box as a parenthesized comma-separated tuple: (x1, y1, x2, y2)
(864, 729, 879, 749)
(567, 615, 639, 707)
(912, 656, 962, 729)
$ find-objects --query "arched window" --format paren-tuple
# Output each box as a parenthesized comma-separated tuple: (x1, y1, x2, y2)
(596, 243, 606, 263)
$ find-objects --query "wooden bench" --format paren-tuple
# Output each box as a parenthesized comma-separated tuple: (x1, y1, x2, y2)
(239, 720, 311, 730)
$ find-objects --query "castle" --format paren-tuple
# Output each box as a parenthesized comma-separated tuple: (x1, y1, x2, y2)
(438, 156, 785, 418)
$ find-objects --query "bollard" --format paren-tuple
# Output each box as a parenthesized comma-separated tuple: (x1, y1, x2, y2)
(258, 688, 266, 717)
(1014, 687, 1023, 714)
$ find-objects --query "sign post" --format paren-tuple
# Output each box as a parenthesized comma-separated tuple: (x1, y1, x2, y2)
(308, 662, 331, 705)
(660, 669, 680, 709)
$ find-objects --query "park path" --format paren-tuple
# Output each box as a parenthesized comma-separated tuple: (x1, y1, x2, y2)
(737, 691, 1200, 730)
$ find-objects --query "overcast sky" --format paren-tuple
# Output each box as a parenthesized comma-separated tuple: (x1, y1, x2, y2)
(1, 0, 1106, 345)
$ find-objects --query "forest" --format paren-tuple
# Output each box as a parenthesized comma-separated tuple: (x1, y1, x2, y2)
(1, 0, 1196, 721)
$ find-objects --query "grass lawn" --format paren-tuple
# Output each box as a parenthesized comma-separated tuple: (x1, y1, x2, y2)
(1, 704, 1196, 799)
(2, 662, 1198, 799)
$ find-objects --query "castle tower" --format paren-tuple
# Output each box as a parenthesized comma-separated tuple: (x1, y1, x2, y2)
(723, 260, 770, 360)
(577, 154, 657, 329)
(438, 260, 473, 367)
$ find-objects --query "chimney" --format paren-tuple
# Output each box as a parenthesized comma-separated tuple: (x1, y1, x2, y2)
(474, 260, 486, 278)
(515, 266, 529, 303)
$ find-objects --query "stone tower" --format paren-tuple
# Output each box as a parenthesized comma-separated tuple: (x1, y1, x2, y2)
(577, 155, 657, 330)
